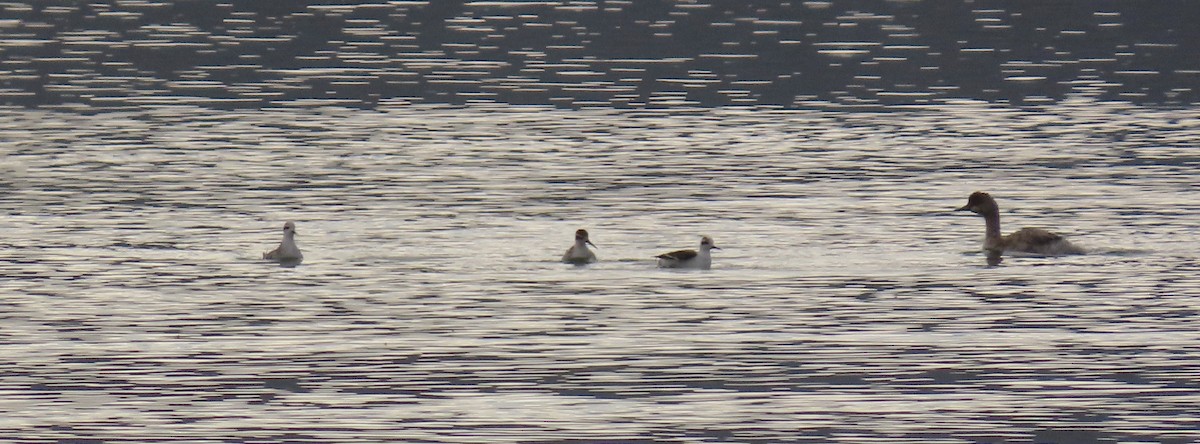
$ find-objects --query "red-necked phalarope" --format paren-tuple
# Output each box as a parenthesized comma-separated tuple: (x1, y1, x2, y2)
(562, 229, 598, 264)
(263, 221, 303, 264)
(656, 235, 719, 269)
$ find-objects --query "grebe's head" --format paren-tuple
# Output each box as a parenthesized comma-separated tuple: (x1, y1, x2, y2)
(700, 236, 720, 250)
(956, 191, 998, 216)
(283, 221, 297, 235)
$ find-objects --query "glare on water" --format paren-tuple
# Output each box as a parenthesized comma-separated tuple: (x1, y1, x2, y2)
(2, 0, 1200, 441)
(1, 102, 1198, 442)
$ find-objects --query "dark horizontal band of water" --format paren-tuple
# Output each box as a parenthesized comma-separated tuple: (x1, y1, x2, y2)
(1, 1, 1198, 109)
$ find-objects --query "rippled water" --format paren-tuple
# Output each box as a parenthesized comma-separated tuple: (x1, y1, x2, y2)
(2, 1, 1198, 108)
(1, 101, 1199, 442)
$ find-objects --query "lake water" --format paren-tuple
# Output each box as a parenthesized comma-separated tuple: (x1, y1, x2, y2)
(2, 1, 1198, 108)
(3, 1, 1200, 443)
(1, 102, 1198, 443)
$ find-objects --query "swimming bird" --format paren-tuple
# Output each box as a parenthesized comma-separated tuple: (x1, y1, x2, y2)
(956, 191, 1084, 262)
(263, 221, 303, 263)
(656, 236, 719, 269)
(562, 229, 598, 264)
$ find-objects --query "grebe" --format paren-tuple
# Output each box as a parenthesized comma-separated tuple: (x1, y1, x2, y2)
(957, 191, 1084, 262)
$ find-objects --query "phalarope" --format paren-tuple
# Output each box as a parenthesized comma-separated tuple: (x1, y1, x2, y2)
(263, 221, 303, 264)
(656, 235, 719, 269)
(562, 229, 598, 264)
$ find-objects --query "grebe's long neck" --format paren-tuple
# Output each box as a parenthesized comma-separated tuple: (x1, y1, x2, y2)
(983, 210, 1001, 240)
(981, 209, 1003, 254)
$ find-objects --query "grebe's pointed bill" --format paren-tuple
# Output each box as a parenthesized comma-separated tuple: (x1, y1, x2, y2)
(956, 191, 995, 214)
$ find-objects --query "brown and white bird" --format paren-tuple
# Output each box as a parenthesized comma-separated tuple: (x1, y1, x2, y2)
(263, 221, 303, 264)
(656, 236, 719, 270)
(562, 229, 598, 264)
(956, 191, 1083, 262)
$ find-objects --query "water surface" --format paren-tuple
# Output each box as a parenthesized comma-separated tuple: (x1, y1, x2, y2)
(1, 102, 1199, 442)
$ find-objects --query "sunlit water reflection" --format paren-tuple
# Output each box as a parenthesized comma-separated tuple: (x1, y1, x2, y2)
(1, 101, 1199, 442)
(2, 2, 1198, 108)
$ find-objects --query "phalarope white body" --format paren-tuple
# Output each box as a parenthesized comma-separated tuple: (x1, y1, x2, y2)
(656, 235, 718, 270)
(263, 221, 303, 264)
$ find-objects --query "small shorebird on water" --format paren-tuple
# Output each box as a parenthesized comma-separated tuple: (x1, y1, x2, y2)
(263, 221, 303, 264)
(562, 229, 598, 264)
(656, 235, 719, 270)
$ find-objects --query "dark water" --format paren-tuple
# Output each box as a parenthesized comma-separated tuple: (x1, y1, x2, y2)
(2, 2, 1200, 443)
(1, 1, 1198, 109)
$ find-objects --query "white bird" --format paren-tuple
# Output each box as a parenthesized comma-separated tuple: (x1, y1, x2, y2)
(263, 221, 303, 264)
(656, 236, 719, 270)
(562, 229, 598, 264)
